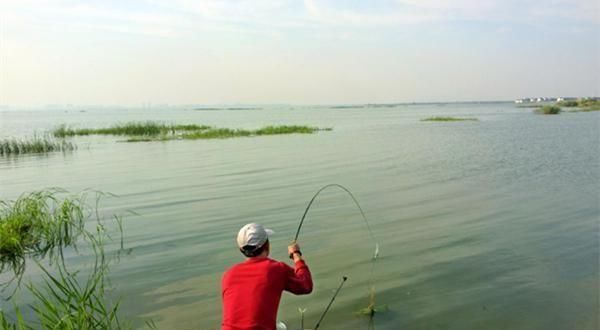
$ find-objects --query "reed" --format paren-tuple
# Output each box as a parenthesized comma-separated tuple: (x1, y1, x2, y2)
(53, 122, 212, 137)
(255, 125, 320, 135)
(129, 125, 328, 142)
(0, 190, 136, 329)
(0, 137, 75, 156)
(0, 190, 88, 287)
(421, 117, 478, 122)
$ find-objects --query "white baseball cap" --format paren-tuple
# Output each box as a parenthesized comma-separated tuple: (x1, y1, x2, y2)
(237, 223, 274, 249)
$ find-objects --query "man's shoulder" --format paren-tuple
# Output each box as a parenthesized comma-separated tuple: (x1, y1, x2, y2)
(269, 259, 293, 271)
(223, 258, 290, 274)
(222, 261, 244, 279)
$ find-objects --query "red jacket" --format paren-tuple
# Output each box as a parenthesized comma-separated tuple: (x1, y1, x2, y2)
(221, 257, 313, 330)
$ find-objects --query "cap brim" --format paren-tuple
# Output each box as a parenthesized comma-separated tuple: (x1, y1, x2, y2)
(265, 228, 275, 236)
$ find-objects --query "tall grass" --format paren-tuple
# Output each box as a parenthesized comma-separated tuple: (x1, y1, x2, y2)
(0, 137, 75, 156)
(175, 125, 326, 141)
(0, 231, 126, 329)
(53, 122, 211, 137)
(0, 190, 137, 329)
(0, 190, 87, 285)
(52, 122, 329, 142)
(254, 125, 323, 135)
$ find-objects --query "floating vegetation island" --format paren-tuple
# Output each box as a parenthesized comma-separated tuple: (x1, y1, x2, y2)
(0, 136, 76, 156)
(421, 117, 478, 122)
(52, 122, 332, 142)
(53, 122, 212, 137)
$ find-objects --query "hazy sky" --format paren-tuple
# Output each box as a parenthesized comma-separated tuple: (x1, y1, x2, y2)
(1, 0, 598, 105)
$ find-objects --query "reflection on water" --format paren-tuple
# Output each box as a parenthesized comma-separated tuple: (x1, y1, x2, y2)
(1, 104, 598, 329)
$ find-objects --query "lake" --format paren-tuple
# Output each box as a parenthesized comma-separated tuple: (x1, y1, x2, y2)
(1, 103, 598, 329)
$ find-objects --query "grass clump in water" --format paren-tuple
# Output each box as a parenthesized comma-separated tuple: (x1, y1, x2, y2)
(0, 190, 88, 285)
(535, 105, 561, 115)
(421, 117, 478, 122)
(0, 189, 138, 329)
(0, 137, 75, 156)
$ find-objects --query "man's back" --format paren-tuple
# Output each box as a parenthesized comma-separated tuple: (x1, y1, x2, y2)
(221, 256, 312, 330)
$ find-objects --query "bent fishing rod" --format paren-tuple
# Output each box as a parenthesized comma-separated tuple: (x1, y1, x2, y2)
(292, 184, 382, 327)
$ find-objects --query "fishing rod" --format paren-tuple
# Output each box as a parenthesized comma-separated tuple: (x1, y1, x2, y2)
(292, 184, 384, 324)
(293, 184, 376, 245)
(314, 276, 348, 330)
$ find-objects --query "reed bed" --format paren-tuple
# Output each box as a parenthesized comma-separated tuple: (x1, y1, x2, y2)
(53, 122, 211, 137)
(0, 137, 75, 156)
(125, 125, 330, 142)
(52, 122, 330, 142)
(421, 117, 478, 122)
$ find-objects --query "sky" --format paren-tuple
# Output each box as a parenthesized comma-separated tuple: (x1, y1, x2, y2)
(0, 0, 598, 106)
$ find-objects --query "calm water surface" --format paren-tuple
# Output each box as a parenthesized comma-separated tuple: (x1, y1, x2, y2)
(1, 103, 598, 329)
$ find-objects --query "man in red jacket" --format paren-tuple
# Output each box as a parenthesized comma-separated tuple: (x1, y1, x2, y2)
(222, 223, 313, 330)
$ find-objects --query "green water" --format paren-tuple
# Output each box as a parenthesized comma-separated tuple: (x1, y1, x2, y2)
(1, 103, 598, 329)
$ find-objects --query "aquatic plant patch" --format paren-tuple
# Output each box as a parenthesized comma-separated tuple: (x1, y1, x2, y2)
(0, 189, 133, 329)
(421, 117, 478, 122)
(52, 122, 331, 142)
(0, 137, 75, 156)
(53, 122, 212, 137)
(124, 125, 331, 142)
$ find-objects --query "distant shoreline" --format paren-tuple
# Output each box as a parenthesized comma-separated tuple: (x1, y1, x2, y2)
(2, 98, 599, 111)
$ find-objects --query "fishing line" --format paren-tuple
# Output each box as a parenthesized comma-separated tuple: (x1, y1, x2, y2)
(292, 184, 383, 322)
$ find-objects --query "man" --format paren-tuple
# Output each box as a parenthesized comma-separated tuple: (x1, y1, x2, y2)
(222, 223, 313, 330)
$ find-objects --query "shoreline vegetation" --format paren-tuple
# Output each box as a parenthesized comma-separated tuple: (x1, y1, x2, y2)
(52, 122, 332, 142)
(0, 137, 76, 156)
(421, 117, 478, 122)
(522, 98, 600, 114)
(557, 98, 600, 112)
(0, 190, 140, 329)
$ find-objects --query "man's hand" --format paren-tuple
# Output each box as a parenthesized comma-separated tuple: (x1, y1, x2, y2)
(288, 243, 303, 261)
